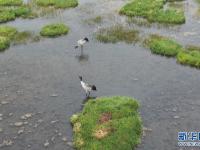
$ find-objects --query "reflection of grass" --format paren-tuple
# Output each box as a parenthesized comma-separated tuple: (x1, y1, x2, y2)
(177, 51, 200, 69)
(40, 23, 69, 37)
(95, 25, 139, 44)
(120, 0, 185, 24)
(36, 0, 78, 9)
(71, 96, 142, 150)
(146, 34, 183, 57)
(0, 0, 22, 6)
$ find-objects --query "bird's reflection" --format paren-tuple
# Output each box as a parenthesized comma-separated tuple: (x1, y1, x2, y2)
(75, 50, 89, 62)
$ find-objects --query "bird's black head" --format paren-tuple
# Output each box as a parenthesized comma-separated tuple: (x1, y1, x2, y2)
(92, 85, 97, 91)
(79, 76, 82, 81)
(84, 37, 89, 42)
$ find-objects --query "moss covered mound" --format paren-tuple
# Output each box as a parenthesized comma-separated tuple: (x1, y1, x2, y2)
(120, 0, 185, 24)
(40, 23, 69, 37)
(95, 25, 139, 44)
(177, 51, 200, 69)
(146, 35, 183, 57)
(70, 96, 142, 150)
(0, 36, 10, 51)
(36, 0, 78, 9)
(0, 25, 17, 38)
(12, 6, 32, 17)
(0, 0, 23, 6)
(0, 10, 15, 23)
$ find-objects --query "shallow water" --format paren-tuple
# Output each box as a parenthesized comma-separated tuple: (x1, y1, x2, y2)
(0, 0, 200, 150)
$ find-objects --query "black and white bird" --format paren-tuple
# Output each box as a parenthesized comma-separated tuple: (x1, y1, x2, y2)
(79, 76, 97, 97)
(75, 37, 89, 49)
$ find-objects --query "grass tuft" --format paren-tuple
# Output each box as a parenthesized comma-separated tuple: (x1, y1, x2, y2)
(95, 25, 139, 44)
(36, 0, 78, 9)
(0, 0, 23, 6)
(0, 10, 15, 23)
(177, 51, 200, 69)
(71, 96, 142, 150)
(40, 23, 69, 37)
(120, 0, 185, 24)
(146, 34, 183, 57)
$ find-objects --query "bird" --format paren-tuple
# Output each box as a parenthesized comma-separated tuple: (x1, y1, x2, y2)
(79, 76, 97, 97)
(75, 37, 89, 49)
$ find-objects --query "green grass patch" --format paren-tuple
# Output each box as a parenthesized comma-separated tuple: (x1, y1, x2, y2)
(146, 34, 183, 57)
(40, 23, 69, 37)
(70, 96, 142, 150)
(0, 36, 10, 51)
(36, 0, 78, 9)
(177, 51, 200, 69)
(120, 0, 185, 24)
(0, 0, 23, 6)
(0, 10, 15, 23)
(0, 25, 17, 38)
(12, 6, 32, 18)
(95, 25, 139, 44)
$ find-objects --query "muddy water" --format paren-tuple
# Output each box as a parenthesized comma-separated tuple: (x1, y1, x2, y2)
(0, 0, 200, 150)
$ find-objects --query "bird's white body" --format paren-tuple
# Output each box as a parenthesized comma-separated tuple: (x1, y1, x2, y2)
(80, 81, 92, 94)
(77, 39, 87, 47)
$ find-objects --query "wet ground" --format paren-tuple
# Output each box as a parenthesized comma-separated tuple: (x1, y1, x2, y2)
(0, 0, 200, 150)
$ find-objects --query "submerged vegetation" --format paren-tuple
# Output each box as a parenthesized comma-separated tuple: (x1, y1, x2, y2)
(36, 0, 78, 9)
(0, 25, 40, 51)
(146, 34, 183, 57)
(71, 96, 142, 150)
(95, 25, 139, 44)
(120, 0, 185, 24)
(84, 16, 102, 25)
(40, 23, 69, 37)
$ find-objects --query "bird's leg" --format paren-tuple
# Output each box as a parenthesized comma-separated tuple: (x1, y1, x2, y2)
(81, 46, 83, 55)
(88, 92, 90, 97)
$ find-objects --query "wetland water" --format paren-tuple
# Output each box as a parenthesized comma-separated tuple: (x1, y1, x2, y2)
(0, 0, 200, 150)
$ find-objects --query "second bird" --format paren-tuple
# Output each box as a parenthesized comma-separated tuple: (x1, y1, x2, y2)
(79, 76, 97, 97)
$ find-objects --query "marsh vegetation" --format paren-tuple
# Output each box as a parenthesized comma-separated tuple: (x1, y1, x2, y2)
(40, 23, 69, 37)
(120, 0, 185, 24)
(95, 25, 140, 43)
(71, 96, 142, 150)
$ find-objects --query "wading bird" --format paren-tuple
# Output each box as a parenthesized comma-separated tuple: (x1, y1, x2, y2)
(79, 76, 97, 97)
(75, 37, 89, 53)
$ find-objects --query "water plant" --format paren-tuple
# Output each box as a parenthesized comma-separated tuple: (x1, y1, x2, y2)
(177, 51, 200, 69)
(70, 96, 142, 150)
(40, 23, 69, 37)
(186, 45, 200, 52)
(36, 0, 78, 9)
(95, 25, 139, 44)
(120, 0, 185, 24)
(146, 34, 183, 57)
